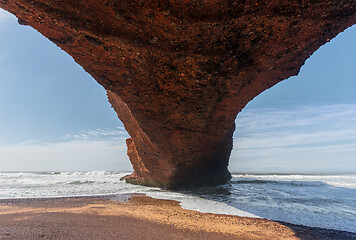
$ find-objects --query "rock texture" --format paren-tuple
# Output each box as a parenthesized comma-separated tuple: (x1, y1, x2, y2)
(1, 0, 355, 189)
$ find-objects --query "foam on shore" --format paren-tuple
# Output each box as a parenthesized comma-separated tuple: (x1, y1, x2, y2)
(1, 171, 355, 233)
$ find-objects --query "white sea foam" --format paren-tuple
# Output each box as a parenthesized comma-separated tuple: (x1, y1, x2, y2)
(143, 190, 260, 218)
(228, 173, 356, 233)
(0, 171, 355, 233)
(232, 173, 356, 189)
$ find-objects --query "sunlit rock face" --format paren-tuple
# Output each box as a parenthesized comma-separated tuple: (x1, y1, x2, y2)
(1, 0, 355, 188)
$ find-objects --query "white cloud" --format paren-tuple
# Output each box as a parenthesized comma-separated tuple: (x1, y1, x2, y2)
(0, 139, 131, 172)
(3, 104, 356, 174)
(231, 104, 356, 173)
(60, 127, 128, 141)
(0, 127, 132, 172)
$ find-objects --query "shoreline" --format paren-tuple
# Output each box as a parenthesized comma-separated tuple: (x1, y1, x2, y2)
(0, 194, 355, 240)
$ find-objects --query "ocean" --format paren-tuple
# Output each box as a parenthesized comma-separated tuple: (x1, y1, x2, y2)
(0, 171, 355, 233)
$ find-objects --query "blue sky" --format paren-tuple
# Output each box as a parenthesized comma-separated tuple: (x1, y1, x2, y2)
(0, 9, 355, 173)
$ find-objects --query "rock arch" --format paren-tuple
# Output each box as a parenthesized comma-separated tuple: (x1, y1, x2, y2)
(1, 0, 355, 188)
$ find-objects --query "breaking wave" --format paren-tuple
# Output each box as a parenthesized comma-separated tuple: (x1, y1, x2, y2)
(0, 171, 355, 233)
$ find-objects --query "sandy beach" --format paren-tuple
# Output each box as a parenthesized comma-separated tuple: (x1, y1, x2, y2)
(0, 195, 355, 240)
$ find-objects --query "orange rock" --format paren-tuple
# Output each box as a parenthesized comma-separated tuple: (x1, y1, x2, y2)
(1, 0, 355, 188)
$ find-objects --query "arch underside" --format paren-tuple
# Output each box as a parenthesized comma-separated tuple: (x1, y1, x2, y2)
(1, 0, 355, 188)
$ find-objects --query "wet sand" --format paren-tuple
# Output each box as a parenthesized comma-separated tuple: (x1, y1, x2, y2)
(0, 195, 355, 240)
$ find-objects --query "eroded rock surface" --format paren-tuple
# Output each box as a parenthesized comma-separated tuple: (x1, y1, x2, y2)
(1, 0, 355, 188)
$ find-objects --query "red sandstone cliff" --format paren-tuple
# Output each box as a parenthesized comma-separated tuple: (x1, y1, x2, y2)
(1, 0, 355, 188)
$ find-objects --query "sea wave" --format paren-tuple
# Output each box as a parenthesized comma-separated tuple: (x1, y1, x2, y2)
(59, 171, 122, 176)
(0, 171, 355, 233)
(232, 179, 327, 187)
(232, 174, 356, 189)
